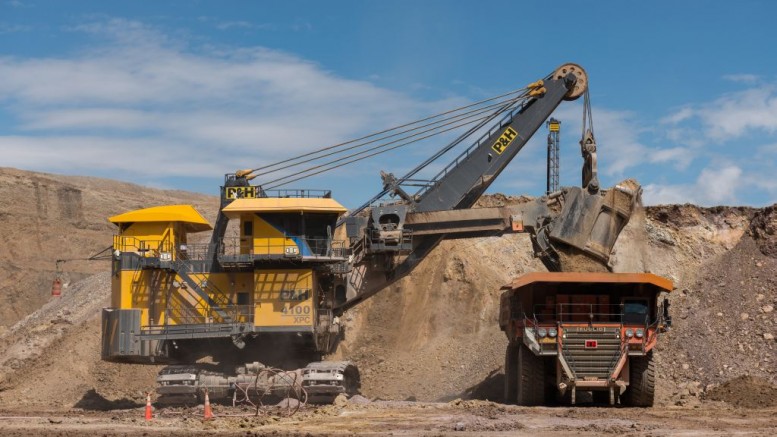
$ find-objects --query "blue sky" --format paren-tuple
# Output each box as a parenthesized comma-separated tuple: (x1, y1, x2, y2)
(1, 0, 776, 207)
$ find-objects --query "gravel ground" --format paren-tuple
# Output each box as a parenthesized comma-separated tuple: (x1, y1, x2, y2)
(1, 401, 776, 436)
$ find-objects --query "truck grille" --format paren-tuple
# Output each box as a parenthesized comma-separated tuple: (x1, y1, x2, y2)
(561, 327, 622, 379)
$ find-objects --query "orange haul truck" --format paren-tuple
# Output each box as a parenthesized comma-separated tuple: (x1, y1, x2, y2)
(499, 272, 672, 406)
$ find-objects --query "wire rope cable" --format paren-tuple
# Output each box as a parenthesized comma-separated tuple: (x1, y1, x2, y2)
(256, 94, 530, 179)
(263, 97, 524, 189)
(248, 87, 531, 175)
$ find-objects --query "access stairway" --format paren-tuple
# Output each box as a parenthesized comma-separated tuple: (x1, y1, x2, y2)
(136, 247, 247, 341)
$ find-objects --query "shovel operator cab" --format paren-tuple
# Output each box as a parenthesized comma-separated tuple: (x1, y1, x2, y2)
(499, 272, 672, 406)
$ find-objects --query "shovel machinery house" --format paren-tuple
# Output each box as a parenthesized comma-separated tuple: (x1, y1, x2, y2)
(100, 63, 657, 405)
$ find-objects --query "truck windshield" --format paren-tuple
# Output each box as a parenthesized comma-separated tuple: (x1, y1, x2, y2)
(622, 299, 648, 324)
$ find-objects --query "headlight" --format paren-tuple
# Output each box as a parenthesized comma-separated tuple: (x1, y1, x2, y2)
(548, 328, 558, 338)
(625, 328, 634, 338)
(537, 327, 548, 337)
(635, 328, 644, 338)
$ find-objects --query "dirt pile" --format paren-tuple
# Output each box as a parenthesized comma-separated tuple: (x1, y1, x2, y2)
(0, 273, 111, 385)
(0, 167, 216, 330)
(750, 205, 777, 257)
(333, 234, 545, 402)
(705, 375, 777, 408)
(661, 237, 776, 385)
(651, 206, 777, 406)
(0, 272, 164, 411)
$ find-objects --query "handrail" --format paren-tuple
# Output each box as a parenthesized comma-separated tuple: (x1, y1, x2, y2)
(217, 236, 348, 259)
(608, 337, 629, 378)
(413, 102, 527, 198)
(158, 304, 254, 326)
(114, 235, 239, 324)
(260, 189, 332, 198)
(524, 303, 661, 326)
(177, 242, 217, 261)
(113, 235, 174, 257)
(642, 314, 661, 349)
(171, 248, 231, 307)
(559, 321, 578, 379)
(530, 303, 624, 324)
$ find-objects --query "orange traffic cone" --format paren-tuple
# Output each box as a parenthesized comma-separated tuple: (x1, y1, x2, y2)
(203, 389, 213, 420)
(145, 392, 153, 421)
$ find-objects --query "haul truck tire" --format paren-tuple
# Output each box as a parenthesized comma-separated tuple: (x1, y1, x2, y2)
(504, 343, 519, 403)
(543, 359, 563, 405)
(623, 351, 655, 407)
(516, 344, 545, 406)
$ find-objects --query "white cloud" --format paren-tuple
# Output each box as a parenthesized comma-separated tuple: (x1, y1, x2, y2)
(551, 105, 694, 178)
(0, 18, 462, 184)
(0, 23, 31, 34)
(743, 174, 777, 196)
(650, 147, 694, 169)
(643, 164, 743, 206)
(723, 74, 760, 84)
(660, 107, 694, 125)
(759, 142, 777, 154)
(215, 21, 275, 31)
(19, 108, 153, 131)
(641, 183, 688, 205)
(698, 86, 777, 140)
(197, 16, 307, 33)
(648, 78, 777, 206)
(0, 135, 221, 177)
(661, 82, 777, 142)
(696, 165, 742, 204)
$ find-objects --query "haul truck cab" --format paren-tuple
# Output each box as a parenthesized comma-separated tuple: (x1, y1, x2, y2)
(499, 272, 672, 406)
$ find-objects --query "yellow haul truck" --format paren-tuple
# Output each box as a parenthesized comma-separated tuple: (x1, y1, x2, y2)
(499, 272, 673, 406)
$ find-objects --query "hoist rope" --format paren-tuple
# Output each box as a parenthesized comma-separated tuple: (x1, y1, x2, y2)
(256, 94, 529, 180)
(249, 87, 532, 176)
(265, 100, 521, 189)
(262, 96, 525, 188)
(581, 89, 594, 138)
